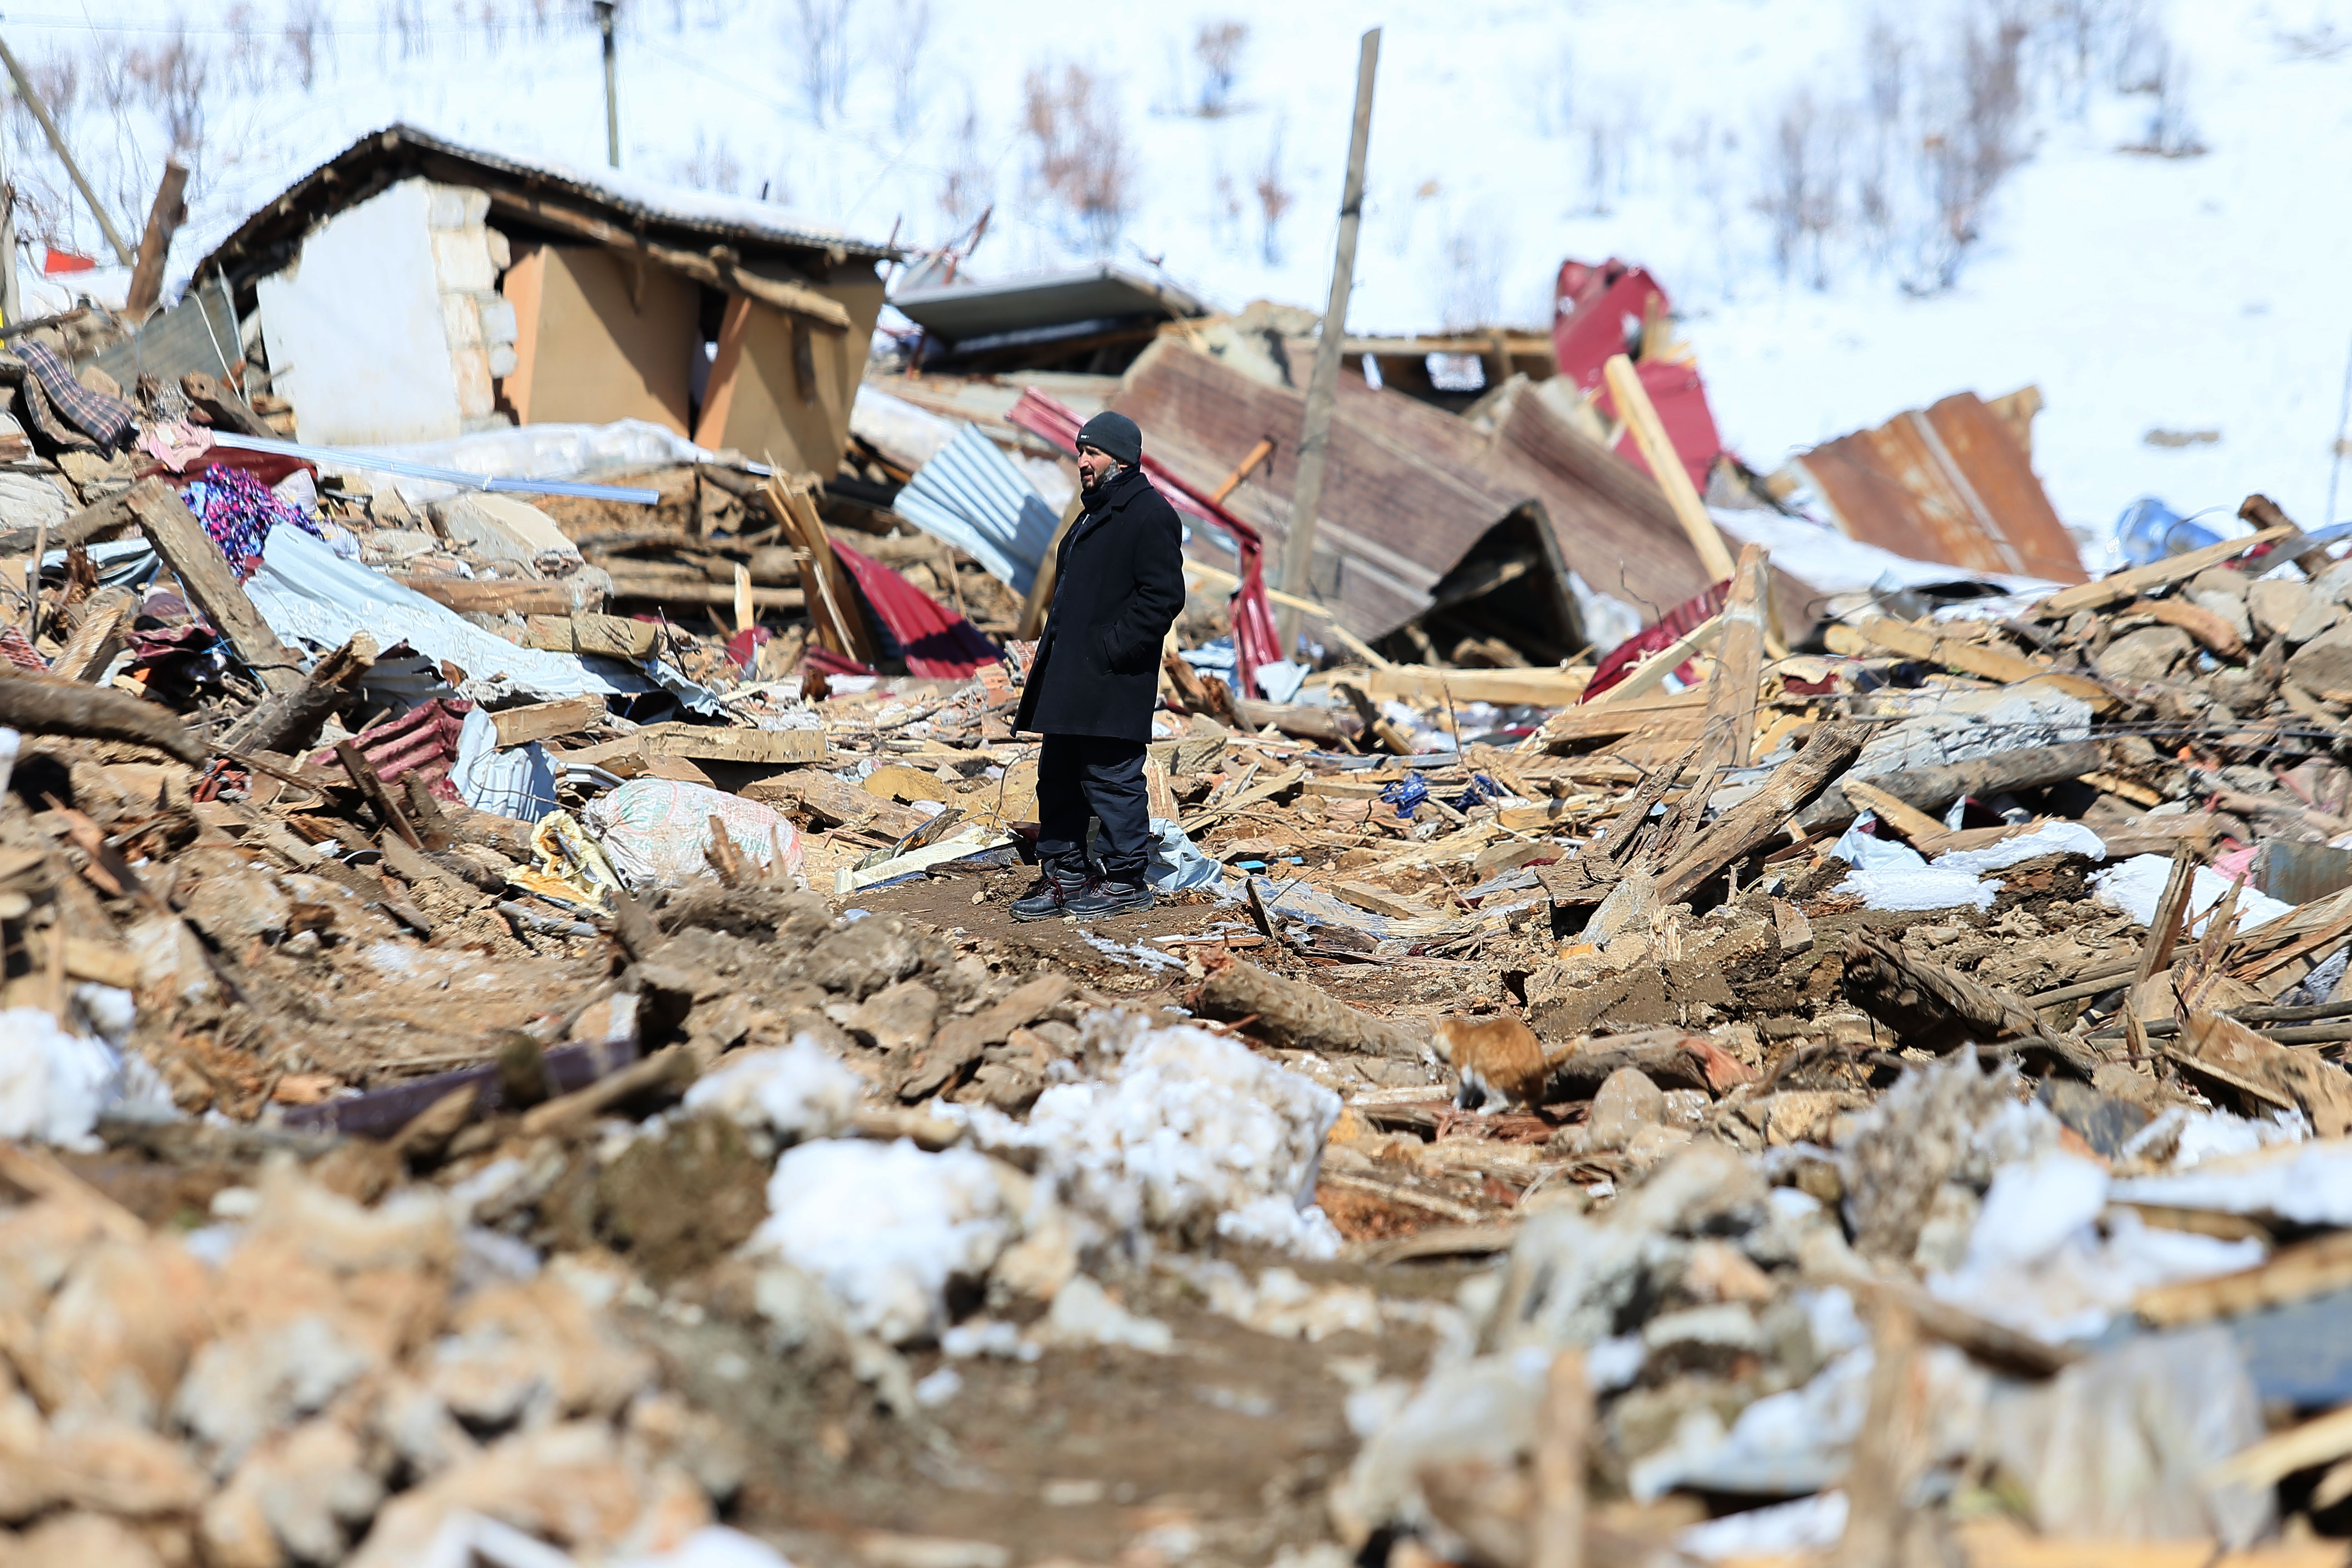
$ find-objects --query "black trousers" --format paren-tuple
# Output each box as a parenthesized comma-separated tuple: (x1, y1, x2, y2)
(1035, 733, 1152, 883)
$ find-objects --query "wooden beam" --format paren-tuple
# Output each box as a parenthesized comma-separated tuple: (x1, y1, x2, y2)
(394, 575, 578, 616)
(1601, 351, 1736, 586)
(124, 157, 190, 321)
(1697, 542, 1768, 769)
(1590, 614, 1724, 707)
(1276, 27, 1382, 648)
(125, 479, 304, 696)
(1344, 665, 1585, 706)
(490, 695, 609, 748)
(2036, 521, 2294, 617)
(768, 475, 876, 664)
(520, 613, 661, 660)
(635, 722, 826, 767)
(476, 186, 853, 331)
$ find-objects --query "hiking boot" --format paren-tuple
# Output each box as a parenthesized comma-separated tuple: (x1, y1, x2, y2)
(1012, 862, 1093, 921)
(1065, 878, 1155, 920)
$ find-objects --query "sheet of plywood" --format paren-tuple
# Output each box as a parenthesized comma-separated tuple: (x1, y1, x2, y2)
(695, 273, 884, 474)
(500, 244, 697, 434)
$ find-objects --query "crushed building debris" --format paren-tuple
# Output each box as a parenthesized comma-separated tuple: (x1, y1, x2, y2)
(14, 132, 2352, 1568)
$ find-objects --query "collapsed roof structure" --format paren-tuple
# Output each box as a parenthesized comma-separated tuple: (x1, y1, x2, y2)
(189, 125, 900, 472)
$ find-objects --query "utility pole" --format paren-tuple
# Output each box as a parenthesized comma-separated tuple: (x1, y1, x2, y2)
(0, 29, 132, 267)
(0, 117, 20, 326)
(1276, 27, 1379, 654)
(594, 1, 620, 169)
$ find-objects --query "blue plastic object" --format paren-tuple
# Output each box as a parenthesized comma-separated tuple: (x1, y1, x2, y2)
(1381, 774, 1430, 818)
(1452, 773, 1506, 813)
(2117, 497, 2223, 567)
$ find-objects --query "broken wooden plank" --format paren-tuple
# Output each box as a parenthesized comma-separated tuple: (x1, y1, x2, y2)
(1538, 690, 1708, 747)
(2137, 1230, 2352, 1328)
(521, 613, 662, 660)
(125, 478, 304, 696)
(1842, 928, 2102, 1079)
(635, 722, 827, 768)
(2135, 842, 2200, 987)
(220, 633, 377, 757)
(1655, 720, 1867, 906)
(47, 586, 132, 682)
(1601, 351, 1738, 586)
(1348, 665, 1592, 707)
(1796, 741, 2107, 832)
(334, 740, 422, 851)
(1329, 879, 1445, 920)
(1696, 542, 1769, 770)
(2172, 1006, 2352, 1136)
(2035, 520, 2294, 617)
(1842, 776, 1951, 845)
(604, 571, 805, 612)
(490, 695, 609, 749)
(392, 575, 578, 616)
(1590, 613, 1725, 708)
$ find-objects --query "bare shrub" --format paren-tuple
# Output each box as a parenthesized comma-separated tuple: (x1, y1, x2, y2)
(2129, 32, 2205, 155)
(282, 0, 328, 90)
(128, 27, 210, 152)
(882, 0, 932, 138)
(1207, 158, 1243, 251)
(1574, 92, 1640, 217)
(222, 4, 265, 94)
(25, 52, 78, 120)
(1439, 217, 1504, 332)
(1194, 20, 1246, 116)
(790, 0, 857, 124)
(938, 95, 990, 228)
(388, 0, 428, 62)
(1023, 63, 1133, 253)
(1534, 42, 1574, 138)
(679, 132, 744, 195)
(1253, 119, 1292, 264)
(1753, 88, 1845, 287)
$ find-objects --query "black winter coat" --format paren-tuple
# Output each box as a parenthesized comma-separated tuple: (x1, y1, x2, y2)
(1014, 465, 1186, 741)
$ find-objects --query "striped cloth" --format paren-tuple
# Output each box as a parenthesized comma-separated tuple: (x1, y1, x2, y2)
(15, 340, 134, 448)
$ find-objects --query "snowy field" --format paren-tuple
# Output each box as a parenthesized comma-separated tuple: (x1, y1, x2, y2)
(12, 0, 2352, 541)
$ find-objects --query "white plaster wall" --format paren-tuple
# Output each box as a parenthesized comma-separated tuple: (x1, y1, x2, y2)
(257, 178, 463, 446)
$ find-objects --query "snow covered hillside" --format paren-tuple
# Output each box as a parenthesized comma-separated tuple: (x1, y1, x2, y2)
(13, 0, 2352, 543)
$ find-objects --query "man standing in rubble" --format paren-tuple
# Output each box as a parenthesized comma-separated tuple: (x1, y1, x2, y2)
(1012, 411, 1185, 921)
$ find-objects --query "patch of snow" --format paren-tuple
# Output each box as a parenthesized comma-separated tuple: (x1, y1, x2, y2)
(682, 1036, 866, 1143)
(741, 1139, 1013, 1345)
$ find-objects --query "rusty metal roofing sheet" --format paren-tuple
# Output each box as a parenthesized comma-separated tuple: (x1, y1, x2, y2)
(1105, 340, 1780, 649)
(1793, 392, 2085, 585)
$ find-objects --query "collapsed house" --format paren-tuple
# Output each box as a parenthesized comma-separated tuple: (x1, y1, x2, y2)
(183, 125, 899, 472)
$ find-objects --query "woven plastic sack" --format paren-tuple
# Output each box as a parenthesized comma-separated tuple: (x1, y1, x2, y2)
(581, 778, 805, 891)
(451, 707, 558, 823)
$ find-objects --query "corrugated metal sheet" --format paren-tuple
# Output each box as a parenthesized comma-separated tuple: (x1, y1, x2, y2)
(1793, 392, 2086, 584)
(85, 273, 237, 389)
(1107, 340, 1744, 647)
(891, 266, 1209, 343)
(1109, 339, 1530, 643)
(892, 423, 1063, 596)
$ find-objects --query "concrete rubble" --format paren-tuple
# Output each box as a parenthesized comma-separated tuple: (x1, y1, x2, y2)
(13, 188, 2352, 1568)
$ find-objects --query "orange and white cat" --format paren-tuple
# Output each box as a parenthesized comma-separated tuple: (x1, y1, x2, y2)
(1431, 1014, 1557, 1110)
